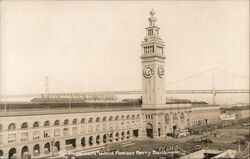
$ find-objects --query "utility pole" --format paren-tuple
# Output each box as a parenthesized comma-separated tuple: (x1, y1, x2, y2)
(212, 70, 216, 105)
(4, 102, 7, 112)
(44, 76, 49, 94)
(68, 97, 71, 110)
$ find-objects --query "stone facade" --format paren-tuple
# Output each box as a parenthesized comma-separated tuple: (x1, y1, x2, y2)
(0, 109, 142, 158)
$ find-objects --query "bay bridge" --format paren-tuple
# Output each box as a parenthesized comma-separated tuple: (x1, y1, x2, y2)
(0, 68, 249, 105)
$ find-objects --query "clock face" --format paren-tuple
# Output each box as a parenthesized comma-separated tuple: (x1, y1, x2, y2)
(143, 66, 154, 78)
(158, 66, 164, 78)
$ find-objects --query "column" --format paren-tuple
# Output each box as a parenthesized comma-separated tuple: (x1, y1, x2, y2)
(92, 135, 96, 147)
(159, 113, 165, 138)
(16, 146, 22, 159)
(60, 139, 66, 153)
(2, 147, 8, 159)
(85, 135, 89, 148)
(152, 113, 159, 138)
(170, 113, 173, 134)
(99, 134, 103, 145)
(75, 138, 81, 150)
(178, 113, 181, 129)
(140, 114, 146, 138)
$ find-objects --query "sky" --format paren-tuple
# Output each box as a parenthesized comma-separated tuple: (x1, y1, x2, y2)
(0, 0, 249, 104)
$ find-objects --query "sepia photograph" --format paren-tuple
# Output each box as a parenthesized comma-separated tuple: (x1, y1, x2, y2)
(0, 0, 249, 159)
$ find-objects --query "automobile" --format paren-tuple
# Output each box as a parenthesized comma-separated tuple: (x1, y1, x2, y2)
(64, 153, 77, 159)
(202, 139, 213, 143)
(194, 145, 203, 151)
(166, 132, 174, 137)
(242, 122, 250, 126)
(232, 139, 246, 145)
(187, 138, 201, 143)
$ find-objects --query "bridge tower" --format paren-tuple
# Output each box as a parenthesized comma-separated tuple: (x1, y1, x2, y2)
(141, 10, 166, 138)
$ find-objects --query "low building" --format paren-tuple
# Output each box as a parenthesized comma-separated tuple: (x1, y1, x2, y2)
(221, 105, 250, 120)
(0, 103, 142, 159)
(220, 113, 236, 121)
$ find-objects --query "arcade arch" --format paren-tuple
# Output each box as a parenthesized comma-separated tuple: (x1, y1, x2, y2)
(96, 135, 100, 144)
(81, 137, 85, 147)
(146, 123, 153, 138)
(0, 149, 3, 157)
(165, 113, 170, 124)
(33, 144, 40, 156)
(180, 112, 185, 123)
(89, 136, 93, 146)
(8, 148, 16, 159)
(21, 146, 29, 157)
(54, 141, 60, 152)
(103, 134, 107, 143)
(172, 113, 178, 124)
(44, 143, 50, 154)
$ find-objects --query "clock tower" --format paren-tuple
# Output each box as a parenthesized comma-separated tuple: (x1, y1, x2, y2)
(141, 9, 166, 109)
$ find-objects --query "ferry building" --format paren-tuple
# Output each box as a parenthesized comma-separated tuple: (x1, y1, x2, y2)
(0, 10, 220, 159)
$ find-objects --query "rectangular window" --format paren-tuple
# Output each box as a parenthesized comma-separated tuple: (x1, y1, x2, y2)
(63, 128, 69, 136)
(148, 29, 153, 35)
(21, 132, 28, 141)
(8, 134, 16, 143)
(109, 123, 113, 130)
(72, 127, 77, 135)
(88, 125, 93, 132)
(103, 124, 107, 131)
(157, 46, 163, 54)
(0, 134, 2, 144)
(126, 121, 130, 128)
(96, 125, 100, 132)
(81, 126, 85, 134)
(33, 131, 40, 140)
(54, 129, 60, 137)
(44, 130, 50, 138)
(115, 122, 119, 130)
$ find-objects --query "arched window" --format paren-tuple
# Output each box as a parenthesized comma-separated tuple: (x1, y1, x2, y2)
(121, 115, 125, 120)
(88, 118, 93, 123)
(126, 115, 130, 120)
(8, 123, 16, 130)
(81, 118, 85, 124)
(132, 115, 135, 120)
(64, 119, 69, 125)
(0, 124, 2, 132)
(115, 116, 119, 121)
(54, 120, 60, 126)
(173, 113, 178, 123)
(44, 121, 50, 127)
(96, 117, 100, 122)
(72, 119, 77, 125)
(180, 112, 185, 122)
(109, 116, 113, 121)
(33, 121, 39, 128)
(165, 113, 170, 124)
(136, 114, 140, 119)
(102, 117, 107, 122)
(21, 122, 28, 129)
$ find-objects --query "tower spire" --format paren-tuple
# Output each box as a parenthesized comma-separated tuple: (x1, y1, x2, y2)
(149, 9, 157, 27)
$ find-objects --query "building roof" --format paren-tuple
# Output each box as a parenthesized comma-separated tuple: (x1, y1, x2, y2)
(221, 105, 250, 111)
